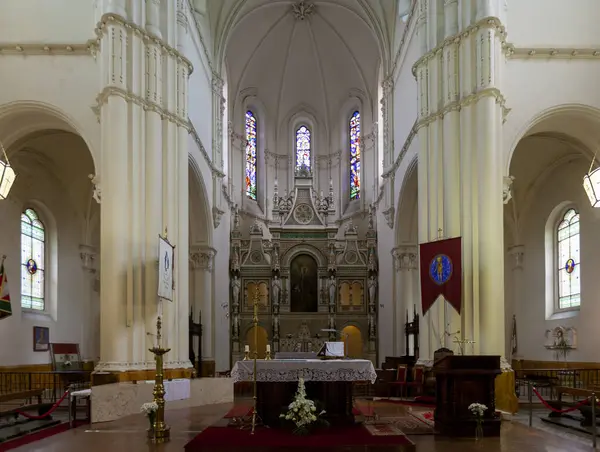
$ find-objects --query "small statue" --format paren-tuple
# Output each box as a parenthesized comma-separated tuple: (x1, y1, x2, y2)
(328, 276, 336, 306)
(273, 316, 280, 339)
(271, 275, 281, 307)
(231, 275, 241, 306)
(368, 276, 377, 305)
(232, 312, 240, 339)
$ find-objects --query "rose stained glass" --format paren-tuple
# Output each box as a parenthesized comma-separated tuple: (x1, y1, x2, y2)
(21, 208, 45, 310)
(245, 111, 257, 200)
(295, 126, 311, 171)
(350, 111, 361, 200)
(557, 208, 580, 310)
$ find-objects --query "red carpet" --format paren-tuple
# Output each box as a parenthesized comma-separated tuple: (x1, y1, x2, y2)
(184, 425, 414, 450)
(0, 421, 86, 451)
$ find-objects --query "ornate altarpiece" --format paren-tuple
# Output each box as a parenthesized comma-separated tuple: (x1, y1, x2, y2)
(229, 166, 379, 366)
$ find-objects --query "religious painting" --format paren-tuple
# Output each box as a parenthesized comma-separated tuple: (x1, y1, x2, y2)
(50, 343, 82, 371)
(33, 326, 49, 352)
(290, 254, 318, 312)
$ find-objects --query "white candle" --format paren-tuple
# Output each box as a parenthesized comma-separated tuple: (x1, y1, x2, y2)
(266, 344, 271, 352)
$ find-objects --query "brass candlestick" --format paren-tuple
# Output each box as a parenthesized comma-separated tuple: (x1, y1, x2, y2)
(265, 347, 272, 360)
(243, 348, 250, 360)
(148, 315, 171, 443)
(241, 288, 263, 433)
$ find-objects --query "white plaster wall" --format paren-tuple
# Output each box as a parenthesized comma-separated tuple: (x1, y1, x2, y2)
(508, 159, 600, 362)
(507, 0, 600, 46)
(0, 56, 100, 161)
(0, 0, 95, 43)
(0, 172, 98, 365)
(213, 210, 231, 371)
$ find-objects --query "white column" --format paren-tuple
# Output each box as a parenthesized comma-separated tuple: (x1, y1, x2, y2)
(190, 247, 215, 363)
(442, 0, 462, 345)
(474, 21, 505, 355)
(79, 244, 98, 360)
(176, 2, 191, 366)
(145, 0, 161, 37)
(98, 19, 132, 369)
(105, 0, 126, 17)
(144, 41, 164, 362)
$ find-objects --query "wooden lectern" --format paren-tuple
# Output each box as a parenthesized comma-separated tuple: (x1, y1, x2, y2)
(434, 355, 502, 437)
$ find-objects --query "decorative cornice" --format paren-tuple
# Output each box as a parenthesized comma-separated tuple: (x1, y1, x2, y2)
(190, 245, 217, 271)
(392, 245, 418, 271)
(94, 86, 188, 128)
(0, 42, 96, 56)
(412, 17, 506, 77)
(504, 45, 600, 60)
(189, 122, 225, 178)
(95, 13, 194, 75)
(381, 87, 509, 180)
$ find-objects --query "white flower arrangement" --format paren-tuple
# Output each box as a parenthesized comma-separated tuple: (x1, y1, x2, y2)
(141, 402, 158, 415)
(64, 361, 72, 367)
(280, 378, 326, 435)
(468, 402, 488, 418)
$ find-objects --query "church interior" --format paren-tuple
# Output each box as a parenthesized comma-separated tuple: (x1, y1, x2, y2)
(0, 0, 600, 450)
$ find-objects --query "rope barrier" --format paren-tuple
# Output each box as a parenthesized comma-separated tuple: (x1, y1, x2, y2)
(532, 387, 592, 414)
(14, 390, 69, 420)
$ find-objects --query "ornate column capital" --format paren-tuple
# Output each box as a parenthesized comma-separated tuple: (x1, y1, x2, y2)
(79, 244, 97, 273)
(392, 245, 418, 271)
(507, 245, 524, 270)
(190, 245, 216, 272)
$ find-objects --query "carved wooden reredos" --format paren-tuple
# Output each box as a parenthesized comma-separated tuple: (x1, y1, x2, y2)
(229, 171, 379, 365)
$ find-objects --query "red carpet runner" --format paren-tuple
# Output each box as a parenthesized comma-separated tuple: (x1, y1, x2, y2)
(184, 424, 414, 450)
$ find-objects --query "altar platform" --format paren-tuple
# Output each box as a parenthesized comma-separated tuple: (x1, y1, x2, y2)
(231, 358, 377, 427)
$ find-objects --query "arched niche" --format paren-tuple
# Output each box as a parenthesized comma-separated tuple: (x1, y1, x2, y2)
(341, 325, 363, 358)
(290, 253, 319, 313)
(339, 280, 364, 312)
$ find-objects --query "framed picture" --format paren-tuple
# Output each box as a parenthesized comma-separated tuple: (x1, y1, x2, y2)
(33, 326, 49, 352)
(50, 343, 82, 371)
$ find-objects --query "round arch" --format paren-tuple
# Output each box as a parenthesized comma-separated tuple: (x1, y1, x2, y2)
(394, 154, 418, 245)
(506, 103, 600, 174)
(0, 100, 98, 173)
(280, 243, 327, 268)
(189, 155, 213, 246)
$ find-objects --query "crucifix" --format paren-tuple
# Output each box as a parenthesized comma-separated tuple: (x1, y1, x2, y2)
(437, 228, 443, 240)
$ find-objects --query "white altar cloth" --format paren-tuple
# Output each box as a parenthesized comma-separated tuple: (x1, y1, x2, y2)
(231, 359, 377, 384)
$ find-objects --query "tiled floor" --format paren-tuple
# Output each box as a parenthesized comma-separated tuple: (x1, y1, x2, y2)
(8, 400, 597, 452)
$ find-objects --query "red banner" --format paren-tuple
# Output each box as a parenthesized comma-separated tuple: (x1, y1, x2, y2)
(419, 237, 462, 315)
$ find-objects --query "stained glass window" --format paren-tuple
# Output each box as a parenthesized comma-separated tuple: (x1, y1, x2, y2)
(557, 208, 580, 310)
(349, 111, 361, 200)
(245, 111, 258, 200)
(295, 126, 311, 171)
(21, 208, 45, 310)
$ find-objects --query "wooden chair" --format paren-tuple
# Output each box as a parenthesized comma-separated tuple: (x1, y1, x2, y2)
(407, 365, 425, 397)
(389, 365, 409, 398)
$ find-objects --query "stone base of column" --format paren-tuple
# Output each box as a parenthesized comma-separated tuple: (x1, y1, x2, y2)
(91, 367, 194, 385)
(198, 360, 216, 377)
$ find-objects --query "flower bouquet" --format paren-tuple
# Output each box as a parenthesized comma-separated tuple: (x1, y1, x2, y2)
(468, 402, 487, 440)
(280, 378, 327, 435)
(141, 401, 158, 432)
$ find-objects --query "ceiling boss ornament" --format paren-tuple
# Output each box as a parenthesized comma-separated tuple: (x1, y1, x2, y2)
(292, 1, 316, 21)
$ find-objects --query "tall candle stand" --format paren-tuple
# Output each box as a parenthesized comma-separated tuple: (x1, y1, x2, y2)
(241, 288, 264, 434)
(148, 315, 171, 443)
(453, 337, 476, 355)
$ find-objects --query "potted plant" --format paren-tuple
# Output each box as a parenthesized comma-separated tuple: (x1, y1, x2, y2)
(141, 401, 158, 434)
(468, 402, 487, 440)
(280, 378, 328, 435)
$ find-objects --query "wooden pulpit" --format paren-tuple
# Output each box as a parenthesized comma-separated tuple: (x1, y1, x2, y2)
(434, 355, 502, 437)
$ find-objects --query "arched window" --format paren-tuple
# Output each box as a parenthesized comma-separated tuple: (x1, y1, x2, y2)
(349, 111, 361, 200)
(245, 110, 258, 200)
(557, 208, 580, 310)
(21, 208, 45, 310)
(295, 125, 311, 171)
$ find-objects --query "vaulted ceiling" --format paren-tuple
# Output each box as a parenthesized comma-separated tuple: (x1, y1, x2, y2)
(207, 0, 395, 148)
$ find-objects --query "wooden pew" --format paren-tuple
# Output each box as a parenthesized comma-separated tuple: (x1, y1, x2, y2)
(0, 389, 44, 418)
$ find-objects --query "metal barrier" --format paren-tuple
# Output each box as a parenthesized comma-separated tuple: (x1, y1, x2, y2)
(515, 368, 600, 400)
(0, 371, 91, 413)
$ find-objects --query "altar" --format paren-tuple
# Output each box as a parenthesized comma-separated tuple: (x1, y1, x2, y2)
(231, 359, 377, 427)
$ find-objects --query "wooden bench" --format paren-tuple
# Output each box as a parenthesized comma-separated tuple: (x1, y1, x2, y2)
(0, 389, 44, 418)
(551, 386, 600, 426)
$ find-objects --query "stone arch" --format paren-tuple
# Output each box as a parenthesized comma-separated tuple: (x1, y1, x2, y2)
(0, 100, 98, 172)
(189, 155, 213, 246)
(280, 243, 327, 268)
(506, 103, 600, 174)
(395, 155, 418, 245)
(340, 324, 363, 358)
